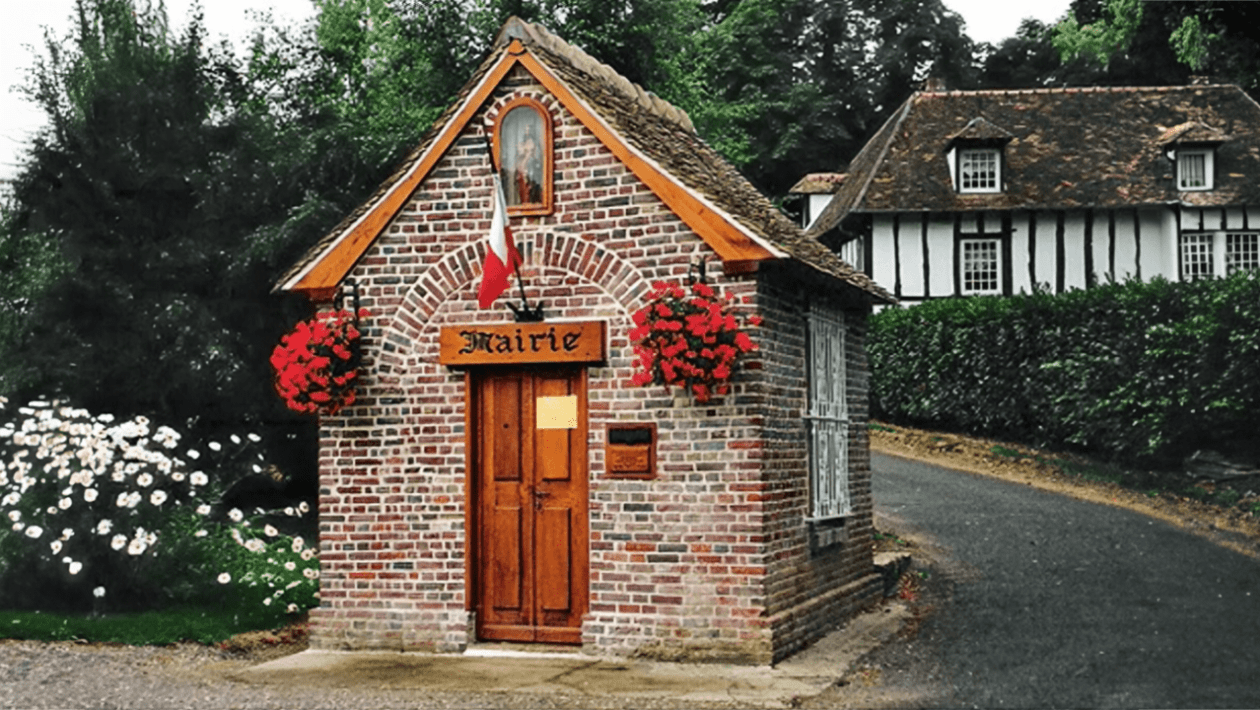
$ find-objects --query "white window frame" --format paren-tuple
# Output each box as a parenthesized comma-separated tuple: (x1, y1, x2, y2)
(1181, 231, 1260, 278)
(1177, 149, 1214, 191)
(960, 237, 1002, 295)
(957, 148, 1002, 194)
(806, 309, 850, 520)
(1226, 232, 1260, 275)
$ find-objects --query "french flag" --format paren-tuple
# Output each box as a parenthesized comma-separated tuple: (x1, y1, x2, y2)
(477, 174, 522, 309)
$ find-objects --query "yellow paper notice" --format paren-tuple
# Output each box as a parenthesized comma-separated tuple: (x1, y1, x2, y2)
(536, 395, 578, 429)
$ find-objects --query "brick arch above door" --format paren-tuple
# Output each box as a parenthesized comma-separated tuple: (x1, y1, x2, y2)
(371, 230, 656, 382)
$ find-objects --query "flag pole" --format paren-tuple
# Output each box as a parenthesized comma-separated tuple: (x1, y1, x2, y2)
(483, 133, 544, 322)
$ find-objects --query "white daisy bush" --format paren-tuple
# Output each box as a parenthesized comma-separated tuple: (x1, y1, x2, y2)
(0, 398, 318, 617)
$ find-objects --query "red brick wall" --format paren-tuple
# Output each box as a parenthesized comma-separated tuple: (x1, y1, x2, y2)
(754, 269, 882, 662)
(308, 68, 876, 661)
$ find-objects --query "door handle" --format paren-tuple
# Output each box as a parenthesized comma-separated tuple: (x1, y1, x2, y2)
(531, 488, 550, 511)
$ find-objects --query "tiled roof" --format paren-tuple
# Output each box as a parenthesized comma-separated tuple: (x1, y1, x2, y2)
(277, 18, 892, 303)
(1157, 120, 1228, 145)
(789, 172, 847, 194)
(944, 116, 1014, 144)
(807, 84, 1260, 239)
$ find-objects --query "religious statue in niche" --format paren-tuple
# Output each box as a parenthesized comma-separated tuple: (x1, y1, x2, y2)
(500, 105, 545, 206)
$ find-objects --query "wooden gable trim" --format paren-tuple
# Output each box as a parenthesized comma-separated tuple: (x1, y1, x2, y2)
(283, 39, 777, 296)
(511, 50, 780, 263)
(283, 46, 525, 295)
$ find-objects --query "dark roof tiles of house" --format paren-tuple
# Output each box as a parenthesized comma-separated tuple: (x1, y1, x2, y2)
(945, 116, 1015, 144)
(278, 17, 892, 303)
(789, 172, 847, 194)
(1157, 120, 1229, 145)
(807, 84, 1260, 239)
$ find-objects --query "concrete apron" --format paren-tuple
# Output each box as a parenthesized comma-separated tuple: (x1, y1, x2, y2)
(233, 603, 911, 708)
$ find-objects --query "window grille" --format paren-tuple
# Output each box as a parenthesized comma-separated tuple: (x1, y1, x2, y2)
(1226, 232, 1259, 275)
(1180, 233, 1214, 280)
(959, 149, 999, 192)
(961, 238, 1001, 294)
(806, 309, 850, 519)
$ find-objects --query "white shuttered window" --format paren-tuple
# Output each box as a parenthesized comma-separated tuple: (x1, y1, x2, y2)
(807, 309, 851, 519)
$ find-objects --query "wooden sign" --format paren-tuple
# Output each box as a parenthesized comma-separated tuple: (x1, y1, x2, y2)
(439, 320, 606, 366)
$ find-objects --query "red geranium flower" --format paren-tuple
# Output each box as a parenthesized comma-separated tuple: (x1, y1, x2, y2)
(627, 278, 759, 403)
(270, 308, 370, 416)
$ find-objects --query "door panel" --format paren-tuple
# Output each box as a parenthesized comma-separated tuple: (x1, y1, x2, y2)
(490, 506, 523, 612)
(538, 507, 572, 612)
(473, 367, 587, 644)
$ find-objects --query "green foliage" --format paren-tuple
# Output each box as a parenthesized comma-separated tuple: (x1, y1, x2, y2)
(697, 0, 978, 196)
(200, 515, 319, 617)
(0, 606, 289, 644)
(0, 400, 317, 617)
(1052, 0, 1144, 64)
(1049, 0, 1260, 96)
(869, 272, 1260, 466)
(990, 445, 1022, 459)
(1169, 15, 1215, 72)
(0, 199, 67, 394)
(6, 0, 316, 449)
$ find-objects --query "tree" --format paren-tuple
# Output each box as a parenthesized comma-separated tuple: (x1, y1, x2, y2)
(4, 0, 314, 463)
(1051, 0, 1260, 95)
(0, 196, 66, 394)
(695, 0, 978, 198)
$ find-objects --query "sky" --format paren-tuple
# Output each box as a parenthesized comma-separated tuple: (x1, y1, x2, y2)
(0, 0, 1074, 182)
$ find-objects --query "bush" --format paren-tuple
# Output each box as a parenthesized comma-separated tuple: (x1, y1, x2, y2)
(869, 271, 1260, 466)
(0, 398, 319, 617)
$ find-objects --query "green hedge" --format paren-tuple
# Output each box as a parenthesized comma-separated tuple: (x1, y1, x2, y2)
(868, 272, 1260, 465)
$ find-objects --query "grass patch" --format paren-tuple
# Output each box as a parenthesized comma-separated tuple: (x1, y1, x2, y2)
(873, 530, 909, 547)
(0, 606, 293, 645)
(869, 422, 898, 433)
(990, 445, 1023, 459)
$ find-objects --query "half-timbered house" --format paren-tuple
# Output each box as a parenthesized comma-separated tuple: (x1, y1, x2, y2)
(274, 18, 894, 663)
(789, 172, 846, 231)
(806, 84, 1260, 302)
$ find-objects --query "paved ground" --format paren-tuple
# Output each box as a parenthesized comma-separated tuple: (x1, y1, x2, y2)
(230, 604, 910, 708)
(8, 449, 1259, 708)
(823, 452, 1260, 709)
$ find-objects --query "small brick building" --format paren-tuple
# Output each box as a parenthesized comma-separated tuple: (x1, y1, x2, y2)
(275, 18, 894, 664)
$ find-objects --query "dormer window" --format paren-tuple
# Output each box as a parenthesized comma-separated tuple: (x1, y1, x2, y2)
(495, 97, 554, 215)
(1177, 148, 1214, 191)
(1159, 121, 1226, 193)
(959, 148, 1001, 193)
(944, 117, 1012, 195)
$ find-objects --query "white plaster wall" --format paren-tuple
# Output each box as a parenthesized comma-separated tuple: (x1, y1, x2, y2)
(928, 217, 954, 296)
(1113, 211, 1140, 282)
(1089, 211, 1110, 285)
(897, 214, 925, 297)
(1144, 208, 1176, 278)
(871, 216, 897, 290)
(804, 194, 832, 230)
(1061, 212, 1087, 291)
(1010, 212, 1032, 295)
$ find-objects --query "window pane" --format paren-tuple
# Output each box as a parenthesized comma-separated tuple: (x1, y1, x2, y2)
(962, 239, 1000, 293)
(1179, 152, 1207, 189)
(499, 106, 545, 206)
(1226, 232, 1259, 275)
(960, 150, 998, 191)
(1180, 233, 1214, 279)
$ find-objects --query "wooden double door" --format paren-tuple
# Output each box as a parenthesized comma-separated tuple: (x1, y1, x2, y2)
(470, 367, 588, 644)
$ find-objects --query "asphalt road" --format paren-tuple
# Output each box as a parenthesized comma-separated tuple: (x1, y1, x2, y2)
(864, 452, 1260, 709)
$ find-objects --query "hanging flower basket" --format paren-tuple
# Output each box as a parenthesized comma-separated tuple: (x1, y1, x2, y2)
(270, 308, 370, 416)
(629, 280, 760, 403)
